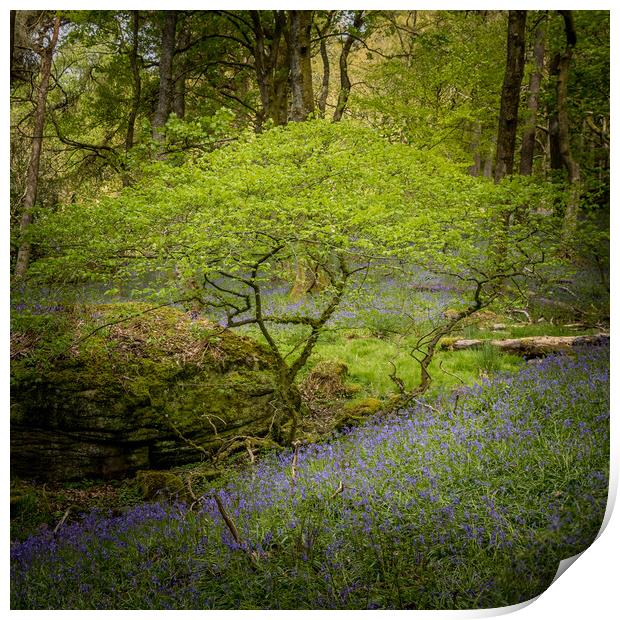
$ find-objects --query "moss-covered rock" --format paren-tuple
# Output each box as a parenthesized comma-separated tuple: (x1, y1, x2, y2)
(11, 303, 293, 482)
(136, 470, 186, 501)
(301, 359, 351, 399)
(334, 397, 384, 431)
(342, 397, 383, 416)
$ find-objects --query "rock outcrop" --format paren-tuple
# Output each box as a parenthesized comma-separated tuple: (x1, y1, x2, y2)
(11, 303, 289, 481)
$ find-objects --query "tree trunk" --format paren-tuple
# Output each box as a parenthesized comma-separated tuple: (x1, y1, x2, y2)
(14, 15, 61, 280)
(152, 11, 177, 143)
(548, 109, 563, 170)
(494, 10, 527, 182)
(482, 139, 494, 178)
(125, 11, 141, 154)
(468, 122, 482, 176)
(122, 11, 141, 187)
(251, 10, 289, 127)
(316, 14, 334, 118)
(333, 11, 364, 122)
(10, 10, 16, 82)
(287, 10, 314, 122)
(173, 22, 190, 120)
(519, 16, 546, 175)
(444, 334, 608, 357)
(555, 11, 581, 239)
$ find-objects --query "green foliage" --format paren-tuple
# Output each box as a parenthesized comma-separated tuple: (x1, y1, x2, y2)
(353, 11, 506, 163)
(26, 120, 568, 410)
(31, 119, 556, 309)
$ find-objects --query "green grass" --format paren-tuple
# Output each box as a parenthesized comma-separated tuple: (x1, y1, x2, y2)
(239, 321, 534, 401)
(312, 334, 525, 399)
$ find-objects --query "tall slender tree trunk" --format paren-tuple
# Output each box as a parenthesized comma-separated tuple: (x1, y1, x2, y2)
(468, 122, 482, 176)
(519, 15, 546, 175)
(173, 23, 190, 120)
(548, 111, 563, 170)
(122, 11, 142, 187)
(125, 11, 141, 152)
(287, 10, 314, 122)
(555, 11, 581, 239)
(482, 157, 493, 178)
(317, 35, 330, 117)
(494, 10, 527, 182)
(152, 11, 177, 144)
(251, 10, 289, 127)
(316, 13, 334, 118)
(10, 10, 17, 82)
(14, 15, 61, 279)
(482, 137, 495, 178)
(333, 11, 364, 122)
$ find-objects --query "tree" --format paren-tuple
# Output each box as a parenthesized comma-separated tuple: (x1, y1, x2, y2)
(248, 10, 290, 126)
(152, 11, 177, 144)
(14, 13, 61, 279)
(172, 16, 191, 120)
(287, 10, 314, 121)
(554, 10, 581, 238)
(314, 11, 335, 117)
(519, 13, 547, 175)
(333, 10, 364, 122)
(124, 10, 142, 155)
(353, 11, 506, 164)
(494, 10, 527, 182)
(30, 120, 559, 440)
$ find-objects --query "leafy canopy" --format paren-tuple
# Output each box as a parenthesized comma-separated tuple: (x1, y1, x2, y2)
(32, 119, 552, 310)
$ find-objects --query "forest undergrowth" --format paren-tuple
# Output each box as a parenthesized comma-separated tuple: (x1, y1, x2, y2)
(11, 345, 609, 609)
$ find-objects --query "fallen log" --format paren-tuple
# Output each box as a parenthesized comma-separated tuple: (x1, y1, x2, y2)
(443, 334, 609, 357)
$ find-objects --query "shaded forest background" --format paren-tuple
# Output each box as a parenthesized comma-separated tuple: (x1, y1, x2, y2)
(10, 9, 609, 272)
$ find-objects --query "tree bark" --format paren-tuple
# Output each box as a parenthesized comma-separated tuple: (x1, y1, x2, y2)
(468, 122, 482, 176)
(14, 15, 61, 279)
(548, 109, 563, 170)
(315, 13, 334, 118)
(125, 11, 141, 155)
(555, 10, 581, 238)
(333, 11, 364, 122)
(172, 21, 190, 120)
(287, 10, 314, 122)
(482, 140, 494, 178)
(494, 10, 527, 182)
(317, 36, 330, 117)
(152, 11, 177, 143)
(251, 10, 289, 126)
(519, 15, 546, 175)
(10, 10, 16, 82)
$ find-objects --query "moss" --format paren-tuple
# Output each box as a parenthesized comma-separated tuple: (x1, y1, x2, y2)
(136, 470, 187, 501)
(438, 337, 458, 350)
(301, 359, 350, 399)
(343, 382, 363, 395)
(343, 397, 383, 416)
(11, 303, 290, 481)
(334, 397, 384, 432)
(12, 303, 278, 424)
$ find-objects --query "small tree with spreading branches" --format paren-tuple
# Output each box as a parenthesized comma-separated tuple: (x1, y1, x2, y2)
(29, 120, 559, 443)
